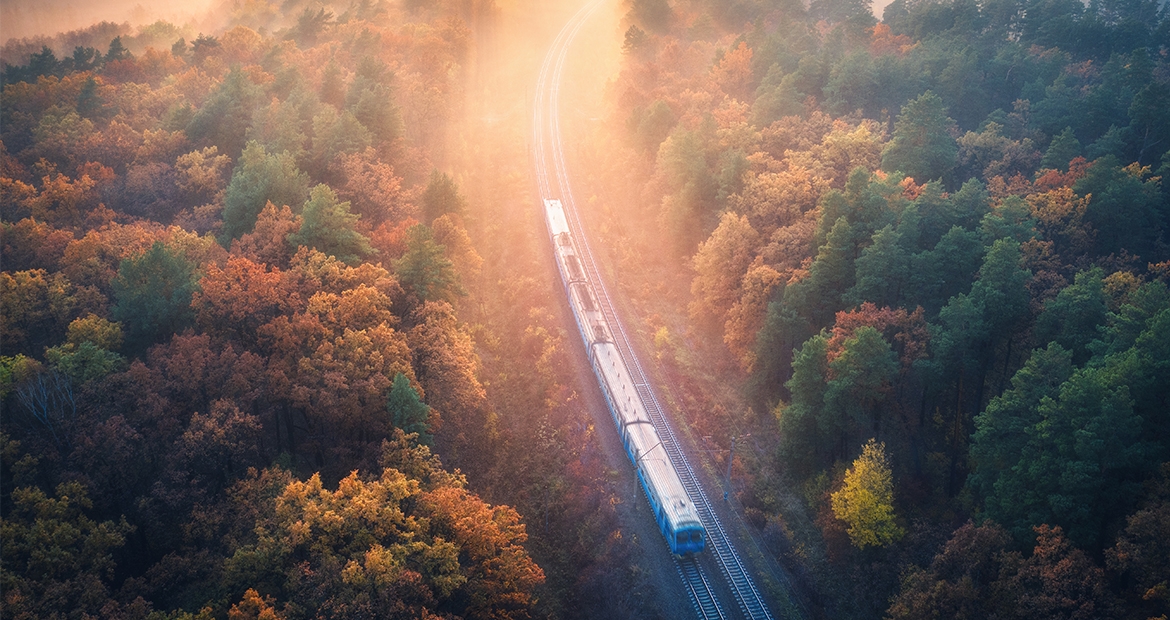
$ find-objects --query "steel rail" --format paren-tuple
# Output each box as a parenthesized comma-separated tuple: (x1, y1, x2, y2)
(532, 3, 772, 618)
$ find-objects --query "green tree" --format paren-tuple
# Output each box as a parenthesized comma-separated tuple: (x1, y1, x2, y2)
(1073, 155, 1163, 259)
(110, 242, 198, 352)
(907, 226, 983, 316)
(969, 238, 1031, 368)
(630, 0, 673, 32)
(395, 225, 463, 303)
(221, 141, 310, 243)
(421, 170, 466, 222)
(831, 438, 904, 548)
(846, 225, 908, 307)
(1034, 268, 1108, 365)
(824, 326, 898, 438)
(779, 332, 830, 475)
(968, 343, 1075, 508)
(287, 184, 375, 265)
(387, 372, 432, 446)
(1041, 127, 1082, 171)
(801, 216, 856, 325)
(882, 91, 959, 183)
(186, 66, 263, 159)
(44, 341, 123, 383)
(986, 365, 1148, 548)
(0, 480, 133, 619)
(346, 56, 402, 147)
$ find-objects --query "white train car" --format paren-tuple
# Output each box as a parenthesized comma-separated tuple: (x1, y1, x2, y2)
(543, 198, 705, 555)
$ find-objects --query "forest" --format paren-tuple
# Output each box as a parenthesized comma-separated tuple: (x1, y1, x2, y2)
(1, 0, 1168, 618)
(599, 0, 1170, 617)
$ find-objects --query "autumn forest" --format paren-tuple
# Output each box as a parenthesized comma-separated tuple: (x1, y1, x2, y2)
(1, 0, 1169, 618)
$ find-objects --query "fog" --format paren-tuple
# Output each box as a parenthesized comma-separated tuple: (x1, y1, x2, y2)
(1, 0, 216, 43)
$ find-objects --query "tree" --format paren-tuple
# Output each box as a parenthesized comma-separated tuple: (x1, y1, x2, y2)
(824, 326, 898, 438)
(802, 216, 857, 326)
(287, 184, 375, 266)
(690, 212, 759, 327)
(969, 343, 1075, 509)
(969, 238, 1031, 366)
(221, 463, 542, 619)
(186, 66, 263, 159)
(421, 170, 466, 223)
(111, 241, 198, 352)
(335, 149, 412, 223)
(0, 480, 133, 619)
(1001, 525, 1116, 618)
(630, 0, 673, 32)
(882, 91, 959, 183)
(907, 226, 983, 316)
(1106, 466, 1170, 619)
(395, 225, 463, 303)
(221, 141, 310, 243)
(982, 363, 1148, 548)
(846, 225, 908, 307)
(779, 332, 831, 475)
(1073, 155, 1163, 259)
(1034, 268, 1108, 365)
(1041, 127, 1082, 171)
(192, 256, 299, 340)
(346, 57, 402, 148)
(175, 146, 231, 207)
(387, 372, 432, 446)
(830, 438, 904, 548)
(887, 521, 1017, 619)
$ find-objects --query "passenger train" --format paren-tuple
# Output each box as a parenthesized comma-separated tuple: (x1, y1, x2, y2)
(542, 198, 706, 555)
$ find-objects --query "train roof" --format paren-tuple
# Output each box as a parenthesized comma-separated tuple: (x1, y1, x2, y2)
(543, 199, 570, 236)
(594, 342, 702, 531)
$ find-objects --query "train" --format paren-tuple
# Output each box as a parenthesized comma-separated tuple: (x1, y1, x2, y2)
(542, 198, 706, 555)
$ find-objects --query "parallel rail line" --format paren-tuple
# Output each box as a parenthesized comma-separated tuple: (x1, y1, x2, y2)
(532, 2, 774, 618)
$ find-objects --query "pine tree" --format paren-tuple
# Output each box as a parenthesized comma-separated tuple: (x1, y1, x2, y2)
(882, 91, 958, 183)
(1041, 127, 1082, 171)
(847, 225, 908, 307)
(287, 184, 375, 265)
(386, 372, 432, 446)
(395, 225, 464, 303)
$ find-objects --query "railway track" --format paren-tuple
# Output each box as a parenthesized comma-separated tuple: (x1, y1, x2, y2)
(532, 2, 776, 619)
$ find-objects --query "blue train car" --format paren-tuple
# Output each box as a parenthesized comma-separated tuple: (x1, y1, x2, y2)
(543, 198, 705, 555)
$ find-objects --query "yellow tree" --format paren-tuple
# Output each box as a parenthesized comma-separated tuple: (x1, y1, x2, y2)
(689, 211, 759, 327)
(831, 438, 904, 548)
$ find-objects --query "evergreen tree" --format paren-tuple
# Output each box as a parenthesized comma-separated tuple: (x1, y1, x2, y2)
(221, 141, 310, 243)
(395, 225, 464, 303)
(846, 225, 908, 307)
(882, 91, 959, 183)
(780, 332, 831, 475)
(287, 184, 375, 265)
(187, 67, 264, 159)
(421, 170, 466, 222)
(110, 242, 198, 352)
(824, 326, 898, 438)
(1035, 268, 1108, 365)
(386, 372, 432, 446)
(1041, 127, 1082, 171)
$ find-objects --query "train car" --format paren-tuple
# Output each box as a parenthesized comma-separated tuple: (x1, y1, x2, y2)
(591, 340, 705, 555)
(542, 197, 705, 555)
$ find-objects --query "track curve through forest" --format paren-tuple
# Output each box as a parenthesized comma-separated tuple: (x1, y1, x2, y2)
(531, 3, 776, 619)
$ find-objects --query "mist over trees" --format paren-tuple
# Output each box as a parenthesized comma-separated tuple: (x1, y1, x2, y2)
(3, 0, 1169, 617)
(607, 0, 1169, 616)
